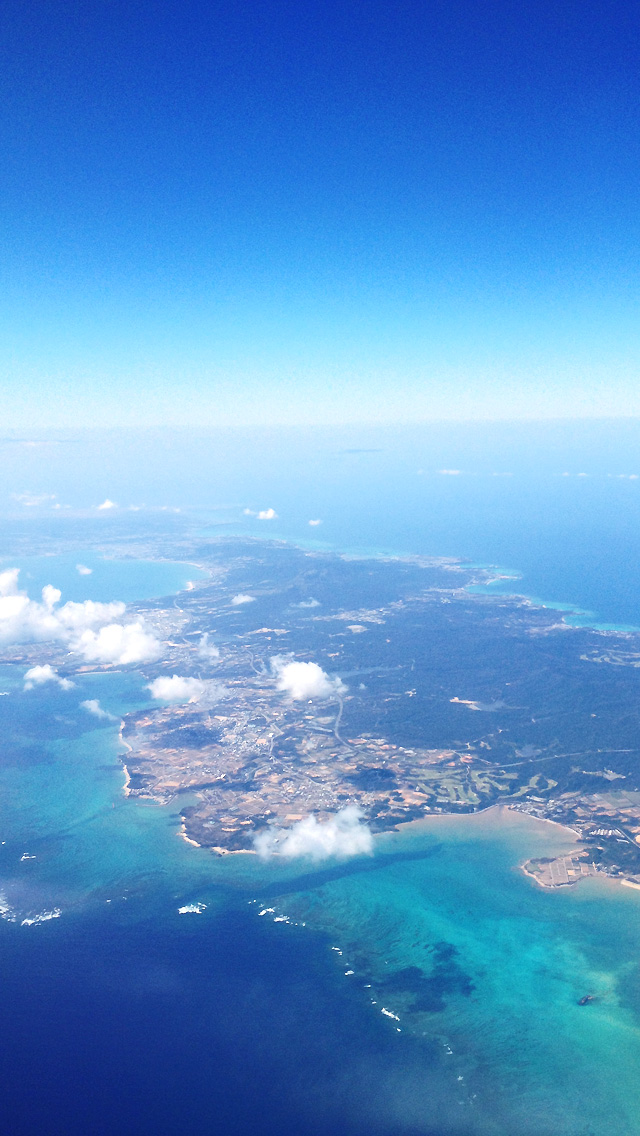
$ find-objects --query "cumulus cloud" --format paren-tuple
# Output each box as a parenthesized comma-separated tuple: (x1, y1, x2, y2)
(0, 569, 160, 665)
(147, 674, 225, 705)
(308, 519, 322, 526)
(254, 805, 373, 861)
(23, 664, 74, 691)
(97, 498, 117, 510)
(243, 506, 277, 520)
(80, 698, 116, 720)
(75, 622, 161, 665)
(0, 570, 121, 644)
(296, 598, 320, 608)
(76, 564, 93, 575)
(57, 599, 126, 629)
(197, 633, 220, 660)
(271, 656, 346, 700)
(231, 593, 255, 606)
(438, 469, 462, 476)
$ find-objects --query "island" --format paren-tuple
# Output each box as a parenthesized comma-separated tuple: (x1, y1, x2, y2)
(5, 525, 640, 885)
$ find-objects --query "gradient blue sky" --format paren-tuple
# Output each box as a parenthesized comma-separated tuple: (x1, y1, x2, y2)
(2, 0, 639, 426)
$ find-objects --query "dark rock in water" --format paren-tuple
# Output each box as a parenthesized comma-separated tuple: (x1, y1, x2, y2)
(578, 994, 595, 1005)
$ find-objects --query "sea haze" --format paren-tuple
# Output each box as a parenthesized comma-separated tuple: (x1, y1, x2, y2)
(3, 420, 640, 624)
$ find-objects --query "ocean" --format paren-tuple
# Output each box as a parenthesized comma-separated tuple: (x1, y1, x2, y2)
(2, 423, 640, 1134)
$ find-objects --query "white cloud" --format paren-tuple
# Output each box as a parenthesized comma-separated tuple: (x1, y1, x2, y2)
(80, 698, 116, 720)
(438, 469, 462, 476)
(242, 507, 278, 520)
(271, 657, 346, 700)
(13, 492, 57, 508)
(23, 664, 74, 691)
(0, 568, 20, 596)
(57, 599, 126, 629)
(0, 569, 160, 665)
(75, 622, 161, 665)
(97, 498, 117, 510)
(76, 564, 93, 575)
(231, 593, 255, 606)
(308, 519, 322, 526)
(197, 633, 220, 660)
(147, 674, 226, 705)
(254, 805, 373, 861)
(0, 572, 120, 645)
(296, 598, 320, 608)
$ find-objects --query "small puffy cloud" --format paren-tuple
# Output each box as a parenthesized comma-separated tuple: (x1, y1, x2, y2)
(438, 469, 462, 476)
(254, 805, 373, 861)
(271, 657, 346, 700)
(97, 499, 117, 510)
(76, 564, 93, 576)
(197, 633, 220, 660)
(80, 698, 116, 720)
(257, 508, 277, 520)
(74, 622, 161, 665)
(147, 674, 225, 705)
(42, 584, 61, 610)
(296, 598, 320, 608)
(24, 664, 75, 691)
(308, 519, 322, 526)
(231, 593, 255, 606)
(148, 675, 205, 702)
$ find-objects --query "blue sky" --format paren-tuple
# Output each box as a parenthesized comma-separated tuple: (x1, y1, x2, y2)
(2, 0, 639, 426)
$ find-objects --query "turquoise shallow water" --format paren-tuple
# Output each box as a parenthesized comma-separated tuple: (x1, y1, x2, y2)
(0, 552, 206, 603)
(262, 813, 640, 1135)
(2, 658, 640, 1135)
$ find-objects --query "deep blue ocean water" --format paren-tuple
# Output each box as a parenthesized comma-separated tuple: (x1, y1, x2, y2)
(2, 424, 640, 1134)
